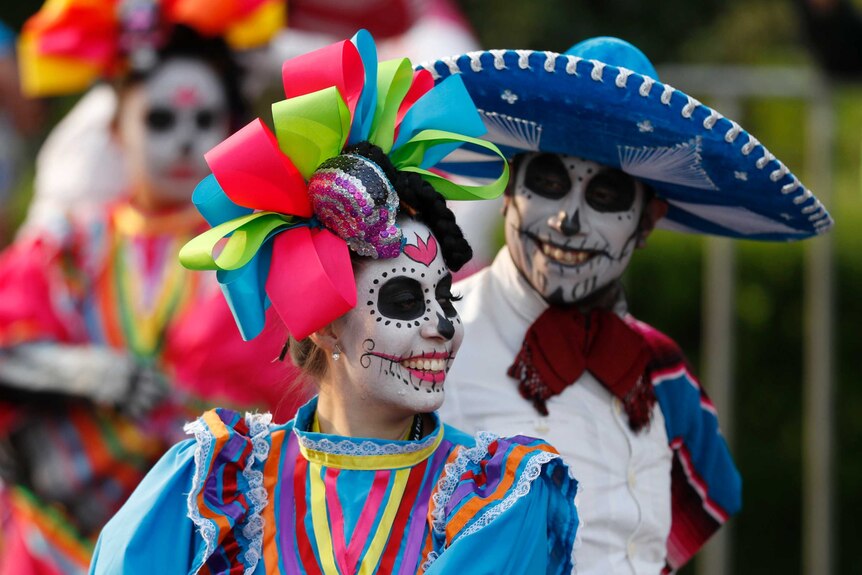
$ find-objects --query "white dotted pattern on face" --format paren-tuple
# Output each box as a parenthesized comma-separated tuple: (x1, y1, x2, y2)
(504, 153, 645, 304)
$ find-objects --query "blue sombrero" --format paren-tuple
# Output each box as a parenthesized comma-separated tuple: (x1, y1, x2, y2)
(420, 37, 833, 241)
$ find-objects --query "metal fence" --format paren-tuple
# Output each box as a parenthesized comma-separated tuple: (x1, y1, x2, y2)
(657, 65, 836, 575)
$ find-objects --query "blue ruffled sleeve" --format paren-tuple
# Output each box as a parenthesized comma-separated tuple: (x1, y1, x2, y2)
(90, 408, 275, 575)
(89, 439, 200, 574)
(426, 432, 579, 575)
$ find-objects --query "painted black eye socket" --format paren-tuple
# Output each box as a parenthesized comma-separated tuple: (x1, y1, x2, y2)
(585, 170, 637, 212)
(523, 153, 572, 200)
(377, 277, 424, 320)
(196, 109, 217, 130)
(145, 107, 176, 132)
(434, 274, 461, 318)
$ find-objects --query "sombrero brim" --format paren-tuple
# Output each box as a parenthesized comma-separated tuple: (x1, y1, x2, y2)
(420, 50, 833, 241)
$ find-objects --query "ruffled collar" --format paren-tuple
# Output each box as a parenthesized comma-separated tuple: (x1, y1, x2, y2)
(292, 397, 444, 471)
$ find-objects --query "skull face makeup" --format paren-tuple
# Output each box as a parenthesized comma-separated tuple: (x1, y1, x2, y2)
(505, 153, 646, 305)
(118, 57, 229, 209)
(329, 218, 463, 415)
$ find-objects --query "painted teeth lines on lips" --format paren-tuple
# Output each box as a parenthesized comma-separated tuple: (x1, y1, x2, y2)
(540, 242, 594, 265)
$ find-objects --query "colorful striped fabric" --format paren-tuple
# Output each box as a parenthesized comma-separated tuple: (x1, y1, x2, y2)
(0, 201, 301, 574)
(628, 319, 743, 572)
(91, 398, 580, 574)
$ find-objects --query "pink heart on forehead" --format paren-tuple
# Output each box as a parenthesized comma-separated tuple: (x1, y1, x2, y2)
(403, 232, 438, 267)
(172, 87, 201, 108)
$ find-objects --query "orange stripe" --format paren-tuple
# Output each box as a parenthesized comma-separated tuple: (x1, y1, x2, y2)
(95, 235, 125, 348)
(445, 444, 544, 540)
(194, 411, 236, 537)
(260, 429, 285, 569)
(10, 490, 92, 568)
(66, 409, 144, 493)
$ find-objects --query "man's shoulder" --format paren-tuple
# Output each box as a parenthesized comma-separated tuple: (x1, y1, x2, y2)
(625, 315, 689, 367)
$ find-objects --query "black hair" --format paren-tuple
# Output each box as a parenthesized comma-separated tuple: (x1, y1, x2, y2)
(344, 141, 473, 272)
(114, 24, 247, 127)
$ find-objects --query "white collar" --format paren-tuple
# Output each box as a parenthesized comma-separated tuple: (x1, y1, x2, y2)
(488, 246, 549, 325)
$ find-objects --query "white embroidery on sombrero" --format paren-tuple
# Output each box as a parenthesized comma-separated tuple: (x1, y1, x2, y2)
(734, 171, 748, 181)
(666, 199, 803, 235)
(619, 137, 718, 191)
(637, 120, 654, 133)
(478, 109, 542, 151)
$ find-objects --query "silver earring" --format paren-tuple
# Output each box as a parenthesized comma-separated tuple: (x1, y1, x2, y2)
(332, 344, 341, 361)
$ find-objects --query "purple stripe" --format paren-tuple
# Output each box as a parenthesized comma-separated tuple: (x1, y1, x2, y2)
(397, 441, 452, 575)
(444, 436, 539, 515)
(220, 433, 248, 462)
(279, 433, 302, 575)
(202, 434, 252, 523)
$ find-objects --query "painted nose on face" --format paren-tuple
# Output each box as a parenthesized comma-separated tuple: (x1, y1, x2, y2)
(549, 209, 582, 236)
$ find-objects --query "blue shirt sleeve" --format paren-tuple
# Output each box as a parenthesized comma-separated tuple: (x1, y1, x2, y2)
(89, 440, 201, 574)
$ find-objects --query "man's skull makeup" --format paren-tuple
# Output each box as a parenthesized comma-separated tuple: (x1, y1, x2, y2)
(505, 153, 646, 305)
(118, 57, 229, 207)
(331, 218, 463, 415)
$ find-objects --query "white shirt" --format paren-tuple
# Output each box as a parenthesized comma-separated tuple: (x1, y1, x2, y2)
(442, 248, 672, 575)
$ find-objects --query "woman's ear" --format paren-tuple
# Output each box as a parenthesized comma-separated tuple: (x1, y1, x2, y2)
(308, 323, 338, 354)
(636, 196, 669, 249)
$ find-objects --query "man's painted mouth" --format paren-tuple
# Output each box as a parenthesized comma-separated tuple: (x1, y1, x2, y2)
(523, 231, 607, 267)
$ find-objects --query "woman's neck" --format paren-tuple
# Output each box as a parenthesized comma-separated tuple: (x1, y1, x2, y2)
(315, 388, 415, 441)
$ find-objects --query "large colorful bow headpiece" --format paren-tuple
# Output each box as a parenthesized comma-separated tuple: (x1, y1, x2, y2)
(179, 30, 508, 342)
(19, 0, 284, 96)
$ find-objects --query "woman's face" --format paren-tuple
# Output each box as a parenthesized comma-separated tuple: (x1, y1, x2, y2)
(117, 57, 229, 209)
(330, 219, 464, 416)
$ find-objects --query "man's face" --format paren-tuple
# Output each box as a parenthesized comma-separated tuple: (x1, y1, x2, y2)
(504, 153, 646, 304)
(332, 219, 463, 415)
(118, 57, 229, 207)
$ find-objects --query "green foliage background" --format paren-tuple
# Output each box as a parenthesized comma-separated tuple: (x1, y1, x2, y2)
(1, 0, 860, 572)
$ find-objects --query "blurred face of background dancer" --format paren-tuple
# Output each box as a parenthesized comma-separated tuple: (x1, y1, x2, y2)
(116, 57, 229, 211)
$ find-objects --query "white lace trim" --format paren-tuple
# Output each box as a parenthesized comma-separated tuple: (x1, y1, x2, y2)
(296, 429, 437, 457)
(184, 413, 274, 575)
(420, 431, 497, 572)
(240, 412, 272, 575)
(184, 418, 218, 570)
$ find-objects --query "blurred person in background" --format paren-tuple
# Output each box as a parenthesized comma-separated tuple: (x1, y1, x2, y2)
(423, 36, 833, 573)
(0, 1, 297, 573)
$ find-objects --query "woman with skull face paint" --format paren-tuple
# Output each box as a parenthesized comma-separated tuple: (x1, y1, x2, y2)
(0, 2, 291, 573)
(89, 32, 580, 575)
(422, 37, 834, 574)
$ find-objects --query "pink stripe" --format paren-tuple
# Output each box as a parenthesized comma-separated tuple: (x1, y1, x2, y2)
(323, 468, 352, 574)
(346, 470, 391, 569)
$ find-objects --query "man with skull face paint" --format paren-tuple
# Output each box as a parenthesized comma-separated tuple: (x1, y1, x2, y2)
(0, 2, 291, 573)
(90, 33, 580, 575)
(424, 37, 834, 573)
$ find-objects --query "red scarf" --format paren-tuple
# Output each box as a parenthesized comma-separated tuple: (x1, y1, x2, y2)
(507, 306, 656, 431)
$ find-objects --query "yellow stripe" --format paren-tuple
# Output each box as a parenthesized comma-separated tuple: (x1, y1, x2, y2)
(308, 461, 340, 574)
(358, 468, 410, 575)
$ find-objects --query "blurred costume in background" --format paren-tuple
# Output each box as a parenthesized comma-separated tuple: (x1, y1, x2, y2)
(0, 1, 294, 573)
(423, 37, 833, 573)
(90, 31, 578, 574)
